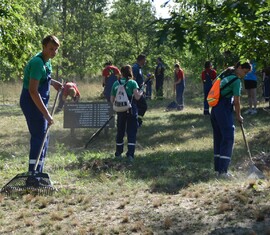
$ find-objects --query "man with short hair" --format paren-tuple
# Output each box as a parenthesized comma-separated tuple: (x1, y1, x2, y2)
(20, 35, 62, 173)
(132, 54, 147, 127)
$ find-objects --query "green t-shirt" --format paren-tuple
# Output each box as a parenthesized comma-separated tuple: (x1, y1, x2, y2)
(22, 52, 52, 89)
(111, 78, 139, 97)
(220, 74, 241, 98)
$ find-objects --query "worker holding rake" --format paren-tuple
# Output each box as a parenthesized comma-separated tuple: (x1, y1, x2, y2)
(20, 35, 62, 176)
(210, 61, 251, 179)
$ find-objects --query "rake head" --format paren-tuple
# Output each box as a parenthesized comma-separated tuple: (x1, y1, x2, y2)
(247, 163, 265, 180)
(0, 172, 56, 196)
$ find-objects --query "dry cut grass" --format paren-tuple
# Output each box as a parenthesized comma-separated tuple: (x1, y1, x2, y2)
(0, 80, 270, 235)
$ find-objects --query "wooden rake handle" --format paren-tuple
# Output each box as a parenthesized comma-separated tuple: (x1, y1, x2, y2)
(239, 123, 254, 164)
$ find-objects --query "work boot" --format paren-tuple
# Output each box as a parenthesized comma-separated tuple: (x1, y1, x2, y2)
(218, 172, 234, 180)
(26, 176, 40, 187)
(138, 117, 143, 127)
(127, 155, 134, 163)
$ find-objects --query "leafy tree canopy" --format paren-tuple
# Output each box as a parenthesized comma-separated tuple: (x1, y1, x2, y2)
(157, 0, 270, 71)
(1, 0, 270, 81)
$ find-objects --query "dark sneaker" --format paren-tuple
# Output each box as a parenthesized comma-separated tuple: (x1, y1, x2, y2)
(250, 109, 257, 115)
(138, 118, 143, 127)
(218, 172, 234, 180)
(244, 109, 252, 115)
(127, 155, 134, 163)
(115, 154, 122, 159)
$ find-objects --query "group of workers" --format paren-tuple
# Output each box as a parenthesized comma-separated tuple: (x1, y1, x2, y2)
(20, 34, 265, 184)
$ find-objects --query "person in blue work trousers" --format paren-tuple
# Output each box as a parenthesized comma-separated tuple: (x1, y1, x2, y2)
(111, 65, 143, 162)
(201, 61, 217, 115)
(145, 73, 154, 100)
(210, 61, 251, 179)
(155, 57, 165, 100)
(20, 35, 62, 174)
(174, 63, 185, 111)
(132, 54, 147, 127)
(102, 61, 121, 102)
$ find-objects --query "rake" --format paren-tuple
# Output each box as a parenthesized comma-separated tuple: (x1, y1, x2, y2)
(240, 123, 265, 179)
(0, 90, 61, 196)
(85, 115, 113, 149)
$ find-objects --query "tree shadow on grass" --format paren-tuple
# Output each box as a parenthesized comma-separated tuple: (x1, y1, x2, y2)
(45, 108, 213, 154)
(66, 148, 214, 194)
(208, 221, 270, 235)
(0, 150, 15, 160)
(55, 107, 215, 195)
(0, 105, 22, 117)
(133, 150, 213, 194)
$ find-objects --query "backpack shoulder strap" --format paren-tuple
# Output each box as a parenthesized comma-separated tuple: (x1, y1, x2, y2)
(123, 80, 129, 87)
(123, 80, 133, 100)
(220, 75, 238, 91)
(118, 79, 129, 86)
(220, 76, 239, 98)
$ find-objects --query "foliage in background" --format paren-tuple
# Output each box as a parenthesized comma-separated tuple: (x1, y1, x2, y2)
(0, 0, 42, 80)
(110, 0, 154, 62)
(1, 0, 270, 81)
(158, 0, 270, 72)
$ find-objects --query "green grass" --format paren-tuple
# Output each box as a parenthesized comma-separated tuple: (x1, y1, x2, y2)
(0, 80, 270, 234)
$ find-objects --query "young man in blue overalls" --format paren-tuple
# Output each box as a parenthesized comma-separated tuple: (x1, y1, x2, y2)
(20, 35, 62, 174)
(210, 62, 251, 179)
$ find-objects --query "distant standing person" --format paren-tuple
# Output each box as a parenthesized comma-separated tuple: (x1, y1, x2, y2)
(56, 81, 81, 113)
(174, 63, 185, 111)
(244, 60, 258, 115)
(132, 54, 147, 126)
(102, 61, 121, 102)
(210, 61, 251, 179)
(20, 35, 62, 174)
(155, 57, 165, 99)
(111, 65, 143, 162)
(145, 73, 154, 100)
(262, 66, 270, 109)
(201, 61, 217, 115)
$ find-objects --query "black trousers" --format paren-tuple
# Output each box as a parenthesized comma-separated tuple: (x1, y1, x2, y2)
(137, 95, 147, 117)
